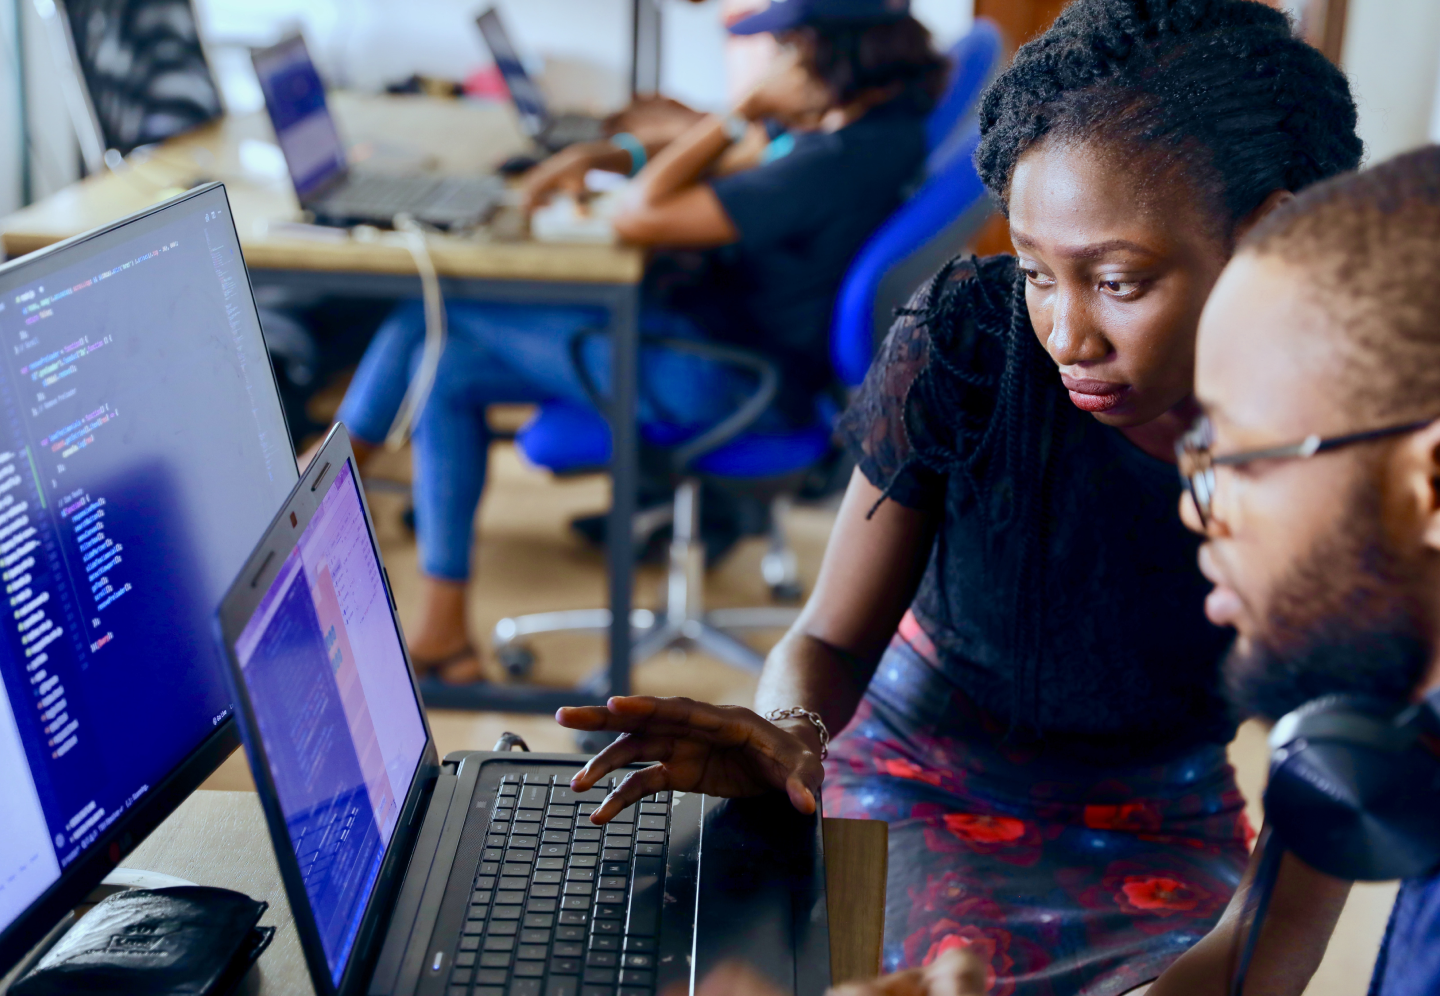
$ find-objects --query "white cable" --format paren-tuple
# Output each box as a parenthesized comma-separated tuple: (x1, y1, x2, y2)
(385, 214, 447, 449)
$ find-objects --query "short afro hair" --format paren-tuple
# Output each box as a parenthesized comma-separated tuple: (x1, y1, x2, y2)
(1241, 146, 1440, 421)
(975, 0, 1362, 231)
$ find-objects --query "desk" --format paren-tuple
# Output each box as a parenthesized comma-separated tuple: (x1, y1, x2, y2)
(121, 790, 887, 992)
(0, 95, 646, 712)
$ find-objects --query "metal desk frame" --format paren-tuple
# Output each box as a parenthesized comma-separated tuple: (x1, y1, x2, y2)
(251, 268, 639, 713)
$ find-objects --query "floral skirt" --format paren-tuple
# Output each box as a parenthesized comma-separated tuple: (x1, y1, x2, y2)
(823, 613, 1252, 996)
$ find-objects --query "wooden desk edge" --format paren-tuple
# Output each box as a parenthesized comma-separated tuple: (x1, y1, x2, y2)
(824, 817, 888, 984)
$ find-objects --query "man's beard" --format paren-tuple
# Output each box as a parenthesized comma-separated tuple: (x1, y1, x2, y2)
(1224, 476, 1431, 723)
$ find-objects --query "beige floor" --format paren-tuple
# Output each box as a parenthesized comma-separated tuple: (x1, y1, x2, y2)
(201, 430, 1394, 995)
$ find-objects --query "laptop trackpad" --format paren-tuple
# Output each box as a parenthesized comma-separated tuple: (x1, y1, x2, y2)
(693, 795, 830, 995)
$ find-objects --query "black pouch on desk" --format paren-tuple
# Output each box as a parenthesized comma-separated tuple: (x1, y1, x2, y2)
(12, 885, 274, 996)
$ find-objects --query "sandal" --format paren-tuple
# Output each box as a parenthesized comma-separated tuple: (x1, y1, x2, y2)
(410, 643, 485, 685)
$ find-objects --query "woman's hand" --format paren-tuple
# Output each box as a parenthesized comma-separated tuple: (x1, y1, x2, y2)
(555, 695, 825, 823)
(520, 142, 629, 212)
(677, 950, 989, 996)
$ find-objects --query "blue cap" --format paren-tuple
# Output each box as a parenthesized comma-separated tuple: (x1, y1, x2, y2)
(727, 0, 910, 36)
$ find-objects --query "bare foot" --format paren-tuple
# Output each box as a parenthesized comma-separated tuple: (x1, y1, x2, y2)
(408, 575, 485, 684)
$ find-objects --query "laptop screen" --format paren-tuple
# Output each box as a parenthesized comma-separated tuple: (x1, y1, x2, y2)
(252, 35, 347, 200)
(476, 8, 550, 138)
(233, 460, 425, 984)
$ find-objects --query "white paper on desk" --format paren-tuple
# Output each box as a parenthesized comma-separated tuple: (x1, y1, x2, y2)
(531, 191, 620, 244)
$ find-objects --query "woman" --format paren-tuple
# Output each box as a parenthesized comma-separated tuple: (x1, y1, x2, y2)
(557, 1, 1362, 992)
(326, 0, 946, 682)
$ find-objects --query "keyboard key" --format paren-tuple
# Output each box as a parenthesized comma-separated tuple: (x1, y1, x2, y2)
(638, 803, 668, 815)
(507, 849, 536, 864)
(637, 815, 666, 831)
(515, 820, 542, 835)
(623, 953, 655, 969)
(455, 951, 476, 967)
(577, 802, 601, 816)
(488, 822, 510, 836)
(574, 828, 603, 842)
(599, 876, 626, 890)
(496, 891, 526, 905)
(534, 870, 563, 884)
(548, 804, 577, 819)
(483, 848, 504, 862)
(472, 890, 493, 904)
(582, 986, 614, 996)
(623, 937, 657, 953)
(635, 831, 665, 844)
(486, 834, 507, 849)
(635, 843, 663, 857)
(585, 968, 619, 984)
(545, 820, 573, 833)
(557, 925, 586, 941)
(480, 952, 511, 967)
(587, 951, 618, 967)
(514, 979, 543, 996)
(512, 836, 540, 849)
(521, 785, 548, 809)
(499, 783, 519, 796)
(463, 920, 485, 936)
(596, 890, 626, 905)
(492, 906, 522, 920)
(562, 896, 589, 909)
(494, 807, 514, 820)
(547, 979, 580, 996)
(528, 899, 558, 913)
(480, 862, 500, 875)
(653, 792, 670, 802)
(469, 902, 489, 918)
(476, 969, 508, 984)
(538, 857, 566, 871)
(518, 944, 549, 960)
(555, 942, 584, 957)
(565, 881, 594, 895)
(570, 855, 599, 869)
(590, 935, 619, 950)
(608, 808, 635, 824)
(483, 936, 515, 951)
(567, 867, 596, 881)
(504, 863, 532, 877)
(592, 919, 621, 935)
(521, 929, 551, 944)
(489, 920, 518, 935)
(500, 877, 528, 890)
(543, 831, 571, 844)
(619, 970, 654, 986)
(602, 849, 630, 863)
(526, 914, 556, 929)
(531, 884, 560, 898)
(474, 988, 503, 996)
(601, 862, 629, 876)
(542, 844, 569, 858)
(594, 904, 625, 920)
(619, 987, 652, 996)
(553, 958, 582, 974)
(559, 911, 589, 925)
(553, 786, 608, 803)
(572, 842, 600, 855)
(460, 936, 480, 951)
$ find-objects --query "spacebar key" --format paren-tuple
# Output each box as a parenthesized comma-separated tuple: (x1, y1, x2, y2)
(626, 857, 664, 937)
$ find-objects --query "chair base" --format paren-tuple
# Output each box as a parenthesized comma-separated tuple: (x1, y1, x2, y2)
(493, 478, 801, 681)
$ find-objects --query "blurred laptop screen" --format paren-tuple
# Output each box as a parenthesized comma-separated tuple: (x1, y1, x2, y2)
(252, 35, 348, 199)
(233, 460, 426, 983)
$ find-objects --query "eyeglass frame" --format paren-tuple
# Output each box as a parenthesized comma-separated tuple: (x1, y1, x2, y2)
(1176, 415, 1438, 528)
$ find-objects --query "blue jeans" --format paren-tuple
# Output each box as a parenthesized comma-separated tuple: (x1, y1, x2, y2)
(337, 300, 757, 581)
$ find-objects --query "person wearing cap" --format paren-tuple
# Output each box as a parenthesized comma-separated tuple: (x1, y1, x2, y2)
(319, 0, 947, 685)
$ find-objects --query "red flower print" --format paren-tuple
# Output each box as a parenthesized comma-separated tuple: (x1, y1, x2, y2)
(903, 917, 1017, 996)
(1084, 802, 1162, 833)
(879, 757, 944, 786)
(1118, 876, 1201, 915)
(943, 813, 1027, 844)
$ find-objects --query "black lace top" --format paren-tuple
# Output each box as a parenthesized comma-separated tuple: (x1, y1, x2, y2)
(839, 255, 1233, 754)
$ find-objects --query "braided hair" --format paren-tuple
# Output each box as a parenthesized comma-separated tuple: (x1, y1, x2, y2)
(975, 0, 1362, 227)
(884, 0, 1362, 733)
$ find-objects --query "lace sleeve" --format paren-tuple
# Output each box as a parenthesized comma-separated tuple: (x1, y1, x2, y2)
(836, 255, 1013, 511)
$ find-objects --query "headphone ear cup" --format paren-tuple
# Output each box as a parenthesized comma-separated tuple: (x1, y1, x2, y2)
(1265, 697, 1440, 881)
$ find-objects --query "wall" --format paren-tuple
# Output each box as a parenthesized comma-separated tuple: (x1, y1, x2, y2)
(1340, 0, 1440, 162)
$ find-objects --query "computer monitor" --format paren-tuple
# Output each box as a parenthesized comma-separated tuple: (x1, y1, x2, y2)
(251, 35, 349, 203)
(0, 184, 296, 973)
(50, 0, 224, 165)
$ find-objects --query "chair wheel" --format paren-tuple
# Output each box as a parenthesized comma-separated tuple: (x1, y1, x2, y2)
(498, 644, 535, 679)
(401, 504, 416, 536)
(770, 581, 803, 603)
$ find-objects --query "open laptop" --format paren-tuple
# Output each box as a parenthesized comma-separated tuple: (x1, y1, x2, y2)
(475, 8, 607, 153)
(251, 34, 505, 231)
(215, 425, 832, 996)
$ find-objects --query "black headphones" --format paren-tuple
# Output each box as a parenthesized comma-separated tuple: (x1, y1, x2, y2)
(1230, 692, 1440, 995)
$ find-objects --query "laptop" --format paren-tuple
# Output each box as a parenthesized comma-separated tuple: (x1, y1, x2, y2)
(251, 34, 505, 231)
(475, 8, 608, 154)
(215, 425, 832, 996)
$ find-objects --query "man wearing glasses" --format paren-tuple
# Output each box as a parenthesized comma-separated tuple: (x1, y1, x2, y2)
(1155, 145, 1440, 994)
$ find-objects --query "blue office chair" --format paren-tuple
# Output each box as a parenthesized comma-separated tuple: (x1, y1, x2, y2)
(492, 126, 993, 677)
(927, 19, 1003, 172)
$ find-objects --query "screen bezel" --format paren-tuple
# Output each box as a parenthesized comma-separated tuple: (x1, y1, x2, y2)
(249, 33, 350, 204)
(217, 424, 439, 996)
(0, 182, 297, 975)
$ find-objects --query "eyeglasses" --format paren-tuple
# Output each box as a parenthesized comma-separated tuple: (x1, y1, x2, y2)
(1176, 414, 1437, 528)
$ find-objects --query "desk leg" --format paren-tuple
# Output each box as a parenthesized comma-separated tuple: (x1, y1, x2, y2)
(606, 285, 639, 696)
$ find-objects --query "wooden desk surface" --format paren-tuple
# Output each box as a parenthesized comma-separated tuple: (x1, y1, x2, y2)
(123, 790, 886, 993)
(0, 94, 644, 285)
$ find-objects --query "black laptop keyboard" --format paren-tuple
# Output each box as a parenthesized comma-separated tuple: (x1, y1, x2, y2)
(447, 774, 669, 996)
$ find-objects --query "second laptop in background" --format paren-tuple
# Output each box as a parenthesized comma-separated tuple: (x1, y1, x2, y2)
(251, 34, 505, 231)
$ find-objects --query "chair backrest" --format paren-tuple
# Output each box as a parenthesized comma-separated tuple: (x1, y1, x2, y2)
(925, 19, 1003, 171)
(831, 126, 990, 388)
